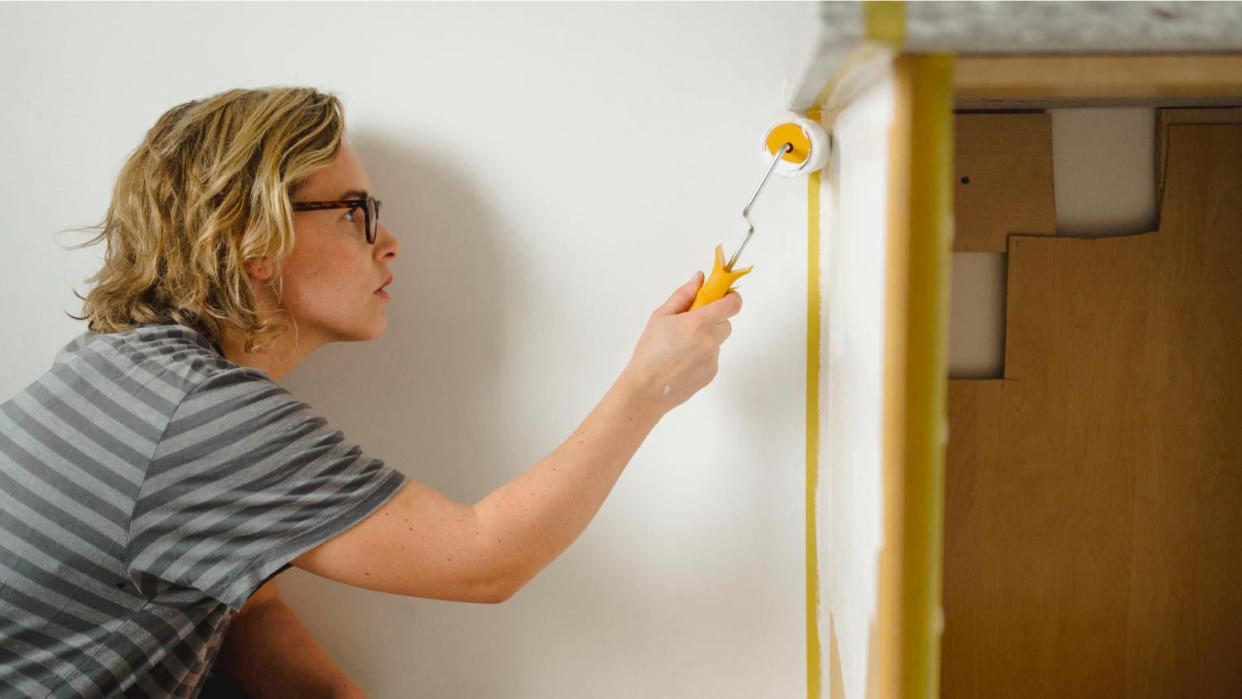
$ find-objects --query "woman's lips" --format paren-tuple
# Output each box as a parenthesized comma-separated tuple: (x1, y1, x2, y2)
(375, 275, 393, 300)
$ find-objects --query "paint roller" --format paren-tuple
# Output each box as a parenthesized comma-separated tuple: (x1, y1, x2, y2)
(688, 114, 830, 310)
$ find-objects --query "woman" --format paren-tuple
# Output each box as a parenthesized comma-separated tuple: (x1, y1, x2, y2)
(0, 87, 742, 698)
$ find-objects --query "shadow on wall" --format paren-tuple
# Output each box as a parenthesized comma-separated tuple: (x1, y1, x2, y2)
(278, 127, 703, 694)
(278, 128, 527, 694)
(284, 127, 520, 503)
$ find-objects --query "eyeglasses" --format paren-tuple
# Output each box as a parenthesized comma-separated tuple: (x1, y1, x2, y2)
(290, 195, 382, 244)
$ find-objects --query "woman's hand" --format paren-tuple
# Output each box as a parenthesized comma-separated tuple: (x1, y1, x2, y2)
(623, 270, 743, 413)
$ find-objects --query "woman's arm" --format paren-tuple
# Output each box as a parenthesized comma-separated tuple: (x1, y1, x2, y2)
(471, 366, 666, 595)
(212, 578, 367, 699)
(288, 280, 740, 603)
(287, 367, 665, 604)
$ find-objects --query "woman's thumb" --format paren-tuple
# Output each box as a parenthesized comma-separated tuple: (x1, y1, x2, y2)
(654, 271, 702, 317)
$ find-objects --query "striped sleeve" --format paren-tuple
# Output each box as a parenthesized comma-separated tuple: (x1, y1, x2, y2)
(124, 366, 408, 611)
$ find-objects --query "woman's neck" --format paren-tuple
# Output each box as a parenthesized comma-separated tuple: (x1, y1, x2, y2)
(217, 323, 321, 381)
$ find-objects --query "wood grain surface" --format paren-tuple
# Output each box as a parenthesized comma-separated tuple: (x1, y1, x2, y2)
(942, 124, 1242, 698)
(953, 113, 1056, 252)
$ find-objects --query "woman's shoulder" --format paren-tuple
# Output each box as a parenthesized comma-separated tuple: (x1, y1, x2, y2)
(53, 323, 268, 401)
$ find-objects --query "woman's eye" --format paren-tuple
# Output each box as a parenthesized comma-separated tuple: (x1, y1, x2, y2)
(343, 206, 359, 222)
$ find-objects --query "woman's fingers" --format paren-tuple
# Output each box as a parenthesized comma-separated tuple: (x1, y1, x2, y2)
(693, 290, 742, 323)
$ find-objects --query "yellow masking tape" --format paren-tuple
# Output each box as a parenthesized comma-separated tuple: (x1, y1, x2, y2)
(864, 1, 907, 47)
(805, 160, 823, 699)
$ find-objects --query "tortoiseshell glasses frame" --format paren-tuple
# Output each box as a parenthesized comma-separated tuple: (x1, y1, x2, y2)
(290, 195, 382, 244)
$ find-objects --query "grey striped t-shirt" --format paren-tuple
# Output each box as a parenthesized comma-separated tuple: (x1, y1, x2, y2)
(0, 323, 408, 697)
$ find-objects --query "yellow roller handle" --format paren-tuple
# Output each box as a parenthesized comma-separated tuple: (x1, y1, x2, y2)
(689, 243, 753, 311)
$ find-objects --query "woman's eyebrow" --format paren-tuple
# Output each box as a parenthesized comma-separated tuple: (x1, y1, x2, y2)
(337, 188, 369, 199)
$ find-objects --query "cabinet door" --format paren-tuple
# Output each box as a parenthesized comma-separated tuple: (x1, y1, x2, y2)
(809, 54, 953, 699)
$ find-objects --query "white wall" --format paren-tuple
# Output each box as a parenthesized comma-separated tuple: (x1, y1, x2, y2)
(0, 3, 819, 697)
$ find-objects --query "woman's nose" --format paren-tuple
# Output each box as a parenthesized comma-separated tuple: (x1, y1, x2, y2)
(376, 222, 399, 258)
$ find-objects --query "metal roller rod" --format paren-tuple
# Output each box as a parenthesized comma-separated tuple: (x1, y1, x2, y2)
(727, 142, 793, 271)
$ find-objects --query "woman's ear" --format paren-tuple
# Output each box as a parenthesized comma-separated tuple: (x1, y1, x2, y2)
(243, 257, 273, 282)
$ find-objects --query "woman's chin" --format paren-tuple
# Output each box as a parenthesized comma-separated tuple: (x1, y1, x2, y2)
(324, 320, 387, 344)
(360, 314, 389, 340)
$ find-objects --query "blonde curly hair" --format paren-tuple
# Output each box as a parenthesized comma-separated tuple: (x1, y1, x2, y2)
(61, 86, 346, 353)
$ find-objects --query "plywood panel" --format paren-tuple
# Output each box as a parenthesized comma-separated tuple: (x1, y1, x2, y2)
(953, 113, 1055, 252)
(1125, 125, 1242, 698)
(943, 125, 1242, 698)
(1155, 107, 1242, 212)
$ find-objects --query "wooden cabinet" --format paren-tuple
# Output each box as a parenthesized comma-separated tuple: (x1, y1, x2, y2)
(792, 5, 1242, 697)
